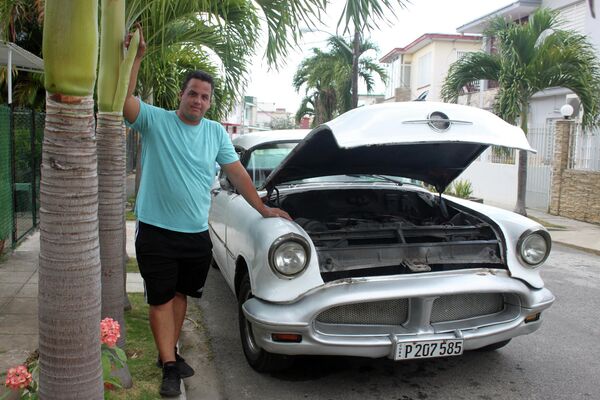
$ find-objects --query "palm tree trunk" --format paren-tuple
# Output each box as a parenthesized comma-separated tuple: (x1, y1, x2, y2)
(514, 105, 529, 216)
(351, 29, 360, 109)
(97, 113, 126, 337)
(123, 133, 131, 312)
(39, 0, 103, 396)
(96, 112, 132, 387)
(38, 95, 104, 399)
(515, 150, 528, 215)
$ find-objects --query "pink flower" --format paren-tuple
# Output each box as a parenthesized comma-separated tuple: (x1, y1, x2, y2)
(100, 317, 121, 347)
(4, 365, 32, 390)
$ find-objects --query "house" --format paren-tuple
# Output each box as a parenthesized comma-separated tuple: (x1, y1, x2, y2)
(456, 0, 600, 126)
(223, 97, 296, 135)
(454, 0, 600, 220)
(379, 33, 482, 103)
(222, 95, 258, 136)
(256, 102, 294, 130)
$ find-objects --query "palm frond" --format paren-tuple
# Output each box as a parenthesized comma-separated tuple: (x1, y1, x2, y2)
(337, 0, 409, 33)
(254, 0, 326, 65)
(441, 52, 501, 102)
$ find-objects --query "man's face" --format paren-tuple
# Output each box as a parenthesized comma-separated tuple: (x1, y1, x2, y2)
(177, 78, 212, 125)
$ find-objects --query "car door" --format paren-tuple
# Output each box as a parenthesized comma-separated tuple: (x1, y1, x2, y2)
(208, 171, 238, 288)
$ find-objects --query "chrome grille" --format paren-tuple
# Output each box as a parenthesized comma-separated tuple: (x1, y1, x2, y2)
(316, 299, 409, 325)
(431, 293, 505, 323)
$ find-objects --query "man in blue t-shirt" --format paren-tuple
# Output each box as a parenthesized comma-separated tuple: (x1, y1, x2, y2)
(124, 26, 290, 397)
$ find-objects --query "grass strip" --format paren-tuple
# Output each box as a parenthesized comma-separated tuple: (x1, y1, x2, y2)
(126, 257, 140, 273)
(105, 293, 161, 399)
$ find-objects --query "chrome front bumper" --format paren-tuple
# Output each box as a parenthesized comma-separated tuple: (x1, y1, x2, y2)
(242, 270, 555, 359)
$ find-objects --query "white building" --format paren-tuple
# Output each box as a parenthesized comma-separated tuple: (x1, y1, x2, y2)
(223, 97, 295, 136)
(379, 33, 482, 103)
(256, 102, 294, 130)
(456, 0, 600, 126)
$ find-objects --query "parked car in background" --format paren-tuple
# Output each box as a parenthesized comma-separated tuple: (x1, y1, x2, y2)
(208, 102, 555, 372)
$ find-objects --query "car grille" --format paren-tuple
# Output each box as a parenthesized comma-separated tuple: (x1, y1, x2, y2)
(315, 293, 505, 326)
(430, 293, 505, 323)
(316, 299, 409, 325)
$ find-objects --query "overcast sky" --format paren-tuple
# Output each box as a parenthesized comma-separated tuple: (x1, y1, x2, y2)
(246, 0, 514, 112)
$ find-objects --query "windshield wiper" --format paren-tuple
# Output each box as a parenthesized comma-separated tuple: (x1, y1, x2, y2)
(346, 174, 404, 186)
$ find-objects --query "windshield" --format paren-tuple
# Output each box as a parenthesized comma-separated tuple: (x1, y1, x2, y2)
(245, 143, 297, 188)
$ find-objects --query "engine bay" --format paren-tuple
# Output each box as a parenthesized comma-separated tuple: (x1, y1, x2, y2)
(269, 188, 505, 281)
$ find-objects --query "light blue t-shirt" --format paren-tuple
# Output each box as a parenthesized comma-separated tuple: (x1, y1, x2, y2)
(128, 101, 238, 232)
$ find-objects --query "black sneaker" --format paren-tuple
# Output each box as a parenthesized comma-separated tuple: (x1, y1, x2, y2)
(157, 348, 195, 378)
(160, 362, 181, 397)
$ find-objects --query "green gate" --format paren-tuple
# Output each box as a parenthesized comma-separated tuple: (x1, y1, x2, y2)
(0, 105, 43, 252)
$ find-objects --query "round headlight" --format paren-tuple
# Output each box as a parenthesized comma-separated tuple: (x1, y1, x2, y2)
(269, 234, 310, 278)
(518, 231, 550, 266)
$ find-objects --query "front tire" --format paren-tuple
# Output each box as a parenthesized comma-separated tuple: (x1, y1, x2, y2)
(238, 274, 293, 372)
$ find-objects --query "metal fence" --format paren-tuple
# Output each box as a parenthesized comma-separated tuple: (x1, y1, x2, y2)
(0, 105, 43, 251)
(478, 146, 516, 164)
(569, 124, 600, 171)
(526, 124, 556, 211)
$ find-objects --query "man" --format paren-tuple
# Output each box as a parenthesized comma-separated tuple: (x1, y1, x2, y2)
(124, 26, 291, 397)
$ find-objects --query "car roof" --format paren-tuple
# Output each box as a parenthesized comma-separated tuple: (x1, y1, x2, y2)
(232, 129, 311, 150)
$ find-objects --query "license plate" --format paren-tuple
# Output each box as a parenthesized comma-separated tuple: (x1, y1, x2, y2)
(393, 339, 463, 360)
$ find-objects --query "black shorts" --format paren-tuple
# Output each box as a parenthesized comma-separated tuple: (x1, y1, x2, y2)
(135, 221, 213, 305)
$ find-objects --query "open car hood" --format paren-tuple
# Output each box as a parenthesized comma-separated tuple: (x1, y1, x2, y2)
(262, 102, 535, 193)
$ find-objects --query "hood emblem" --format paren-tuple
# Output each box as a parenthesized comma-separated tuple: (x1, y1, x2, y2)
(403, 111, 473, 132)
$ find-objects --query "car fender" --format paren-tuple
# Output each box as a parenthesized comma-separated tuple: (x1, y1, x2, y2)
(445, 196, 547, 289)
(225, 195, 324, 302)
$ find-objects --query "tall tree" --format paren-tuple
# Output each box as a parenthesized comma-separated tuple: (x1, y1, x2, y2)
(127, 0, 327, 118)
(335, 0, 408, 108)
(39, 0, 104, 398)
(294, 36, 386, 124)
(96, 0, 143, 388)
(442, 8, 600, 216)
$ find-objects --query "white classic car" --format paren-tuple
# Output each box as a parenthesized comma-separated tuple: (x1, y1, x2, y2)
(208, 102, 555, 372)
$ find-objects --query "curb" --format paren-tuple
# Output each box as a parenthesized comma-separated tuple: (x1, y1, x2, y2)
(178, 298, 225, 400)
(552, 240, 600, 257)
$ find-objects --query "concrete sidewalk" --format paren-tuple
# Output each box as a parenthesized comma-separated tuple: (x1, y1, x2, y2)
(1, 211, 598, 398)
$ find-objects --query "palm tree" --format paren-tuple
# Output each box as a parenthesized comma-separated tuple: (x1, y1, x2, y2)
(335, 0, 408, 108)
(127, 0, 328, 116)
(39, 0, 104, 398)
(294, 46, 339, 125)
(294, 36, 386, 124)
(441, 8, 600, 216)
(95, 0, 141, 388)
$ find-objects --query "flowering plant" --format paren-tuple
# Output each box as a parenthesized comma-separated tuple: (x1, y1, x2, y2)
(100, 318, 128, 389)
(1, 317, 127, 398)
(1, 363, 38, 399)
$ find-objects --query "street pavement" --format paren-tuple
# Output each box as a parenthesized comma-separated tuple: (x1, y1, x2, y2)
(0, 209, 598, 399)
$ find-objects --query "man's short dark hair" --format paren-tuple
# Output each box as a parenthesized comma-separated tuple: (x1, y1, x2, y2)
(181, 70, 214, 92)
